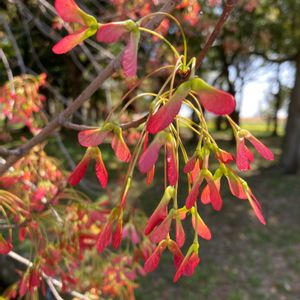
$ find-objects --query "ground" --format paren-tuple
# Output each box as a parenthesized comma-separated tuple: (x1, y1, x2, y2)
(46, 119, 300, 300)
(136, 169, 300, 300)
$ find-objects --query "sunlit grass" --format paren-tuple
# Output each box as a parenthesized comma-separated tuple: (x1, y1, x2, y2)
(207, 117, 286, 136)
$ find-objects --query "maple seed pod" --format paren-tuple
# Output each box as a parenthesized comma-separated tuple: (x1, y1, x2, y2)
(96, 19, 140, 78)
(203, 170, 223, 211)
(144, 186, 175, 235)
(166, 134, 178, 186)
(245, 190, 266, 225)
(235, 129, 274, 171)
(53, 0, 99, 54)
(144, 240, 168, 273)
(0, 234, 13, 254)
(175, 214, 185, 248)
(112, 127, 132, 162)
(173, 243, 200, 282)
(68, 147, 108, 188)
(185, 172, 204, 209)
(138, 131, 168, 173)
(191, 77, 236, 115)
(150, 210, 174, 243)
(78, 122, 113, 147)
(191, 208, 212, 240)
(146, 80, 192, 134)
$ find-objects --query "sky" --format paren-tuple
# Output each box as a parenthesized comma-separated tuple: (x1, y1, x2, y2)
(180, 59, 295, 119)
(237, 60, 295, 118)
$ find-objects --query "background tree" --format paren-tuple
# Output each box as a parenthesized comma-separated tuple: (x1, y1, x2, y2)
(247, 0, 300, 173)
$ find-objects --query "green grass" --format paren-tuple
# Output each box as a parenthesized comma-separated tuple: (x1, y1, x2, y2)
(207, 117, 286, 137)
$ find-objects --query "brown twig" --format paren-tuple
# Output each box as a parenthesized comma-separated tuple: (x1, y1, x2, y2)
(195, 0, 237, 70)
(121, 114, 149, 130)
(61, 122, 98, 131)
(0, 0, 180, 176)
(61, 114, 148, 131)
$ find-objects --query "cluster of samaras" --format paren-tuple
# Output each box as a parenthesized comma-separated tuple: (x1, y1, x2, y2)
(0, 74, 46, 134)
(3, 0, 272, 284)
(50, 0, 275, 283)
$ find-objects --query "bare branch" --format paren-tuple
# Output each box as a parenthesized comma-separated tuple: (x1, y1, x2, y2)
(0, 48, 15, 93)
(61, 114, 148, 131)
(195, 0, 237, 70)
(0, 15, 26, 74)
(61, 122, 98, 131)
(121, 114, 149, 130)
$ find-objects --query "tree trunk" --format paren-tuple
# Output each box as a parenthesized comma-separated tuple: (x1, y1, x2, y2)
(272, 92, 281, 137)
(280, 52, 300, 173)
(215, 116, 223, 131)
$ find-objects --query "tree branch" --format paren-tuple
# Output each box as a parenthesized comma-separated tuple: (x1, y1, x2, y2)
(195, 0, 237, 70)
(0, 15, 26, 74)
(121, 114, 149, 130)
(0, 48, 15, 93)
(0, 0, 180, 176)
(61, 114, 148, 131)
(7, 251, 91, 300)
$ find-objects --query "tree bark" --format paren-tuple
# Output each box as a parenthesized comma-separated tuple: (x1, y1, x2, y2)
(280, 51, 300, 173)
(272, 91, 281, 137)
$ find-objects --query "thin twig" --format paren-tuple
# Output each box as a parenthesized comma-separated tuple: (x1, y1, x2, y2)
(61, 122, 98, 131)
(0, 15, 26, 74)
(0, 48, 15, 93)
(195, 0, 237, 70)
(121, 114, 149, 130)
(45, 278, 64, 300)
(17, 5, 48, 73)
(61, 114, 148, 131)
(7, 251, 91, 300)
